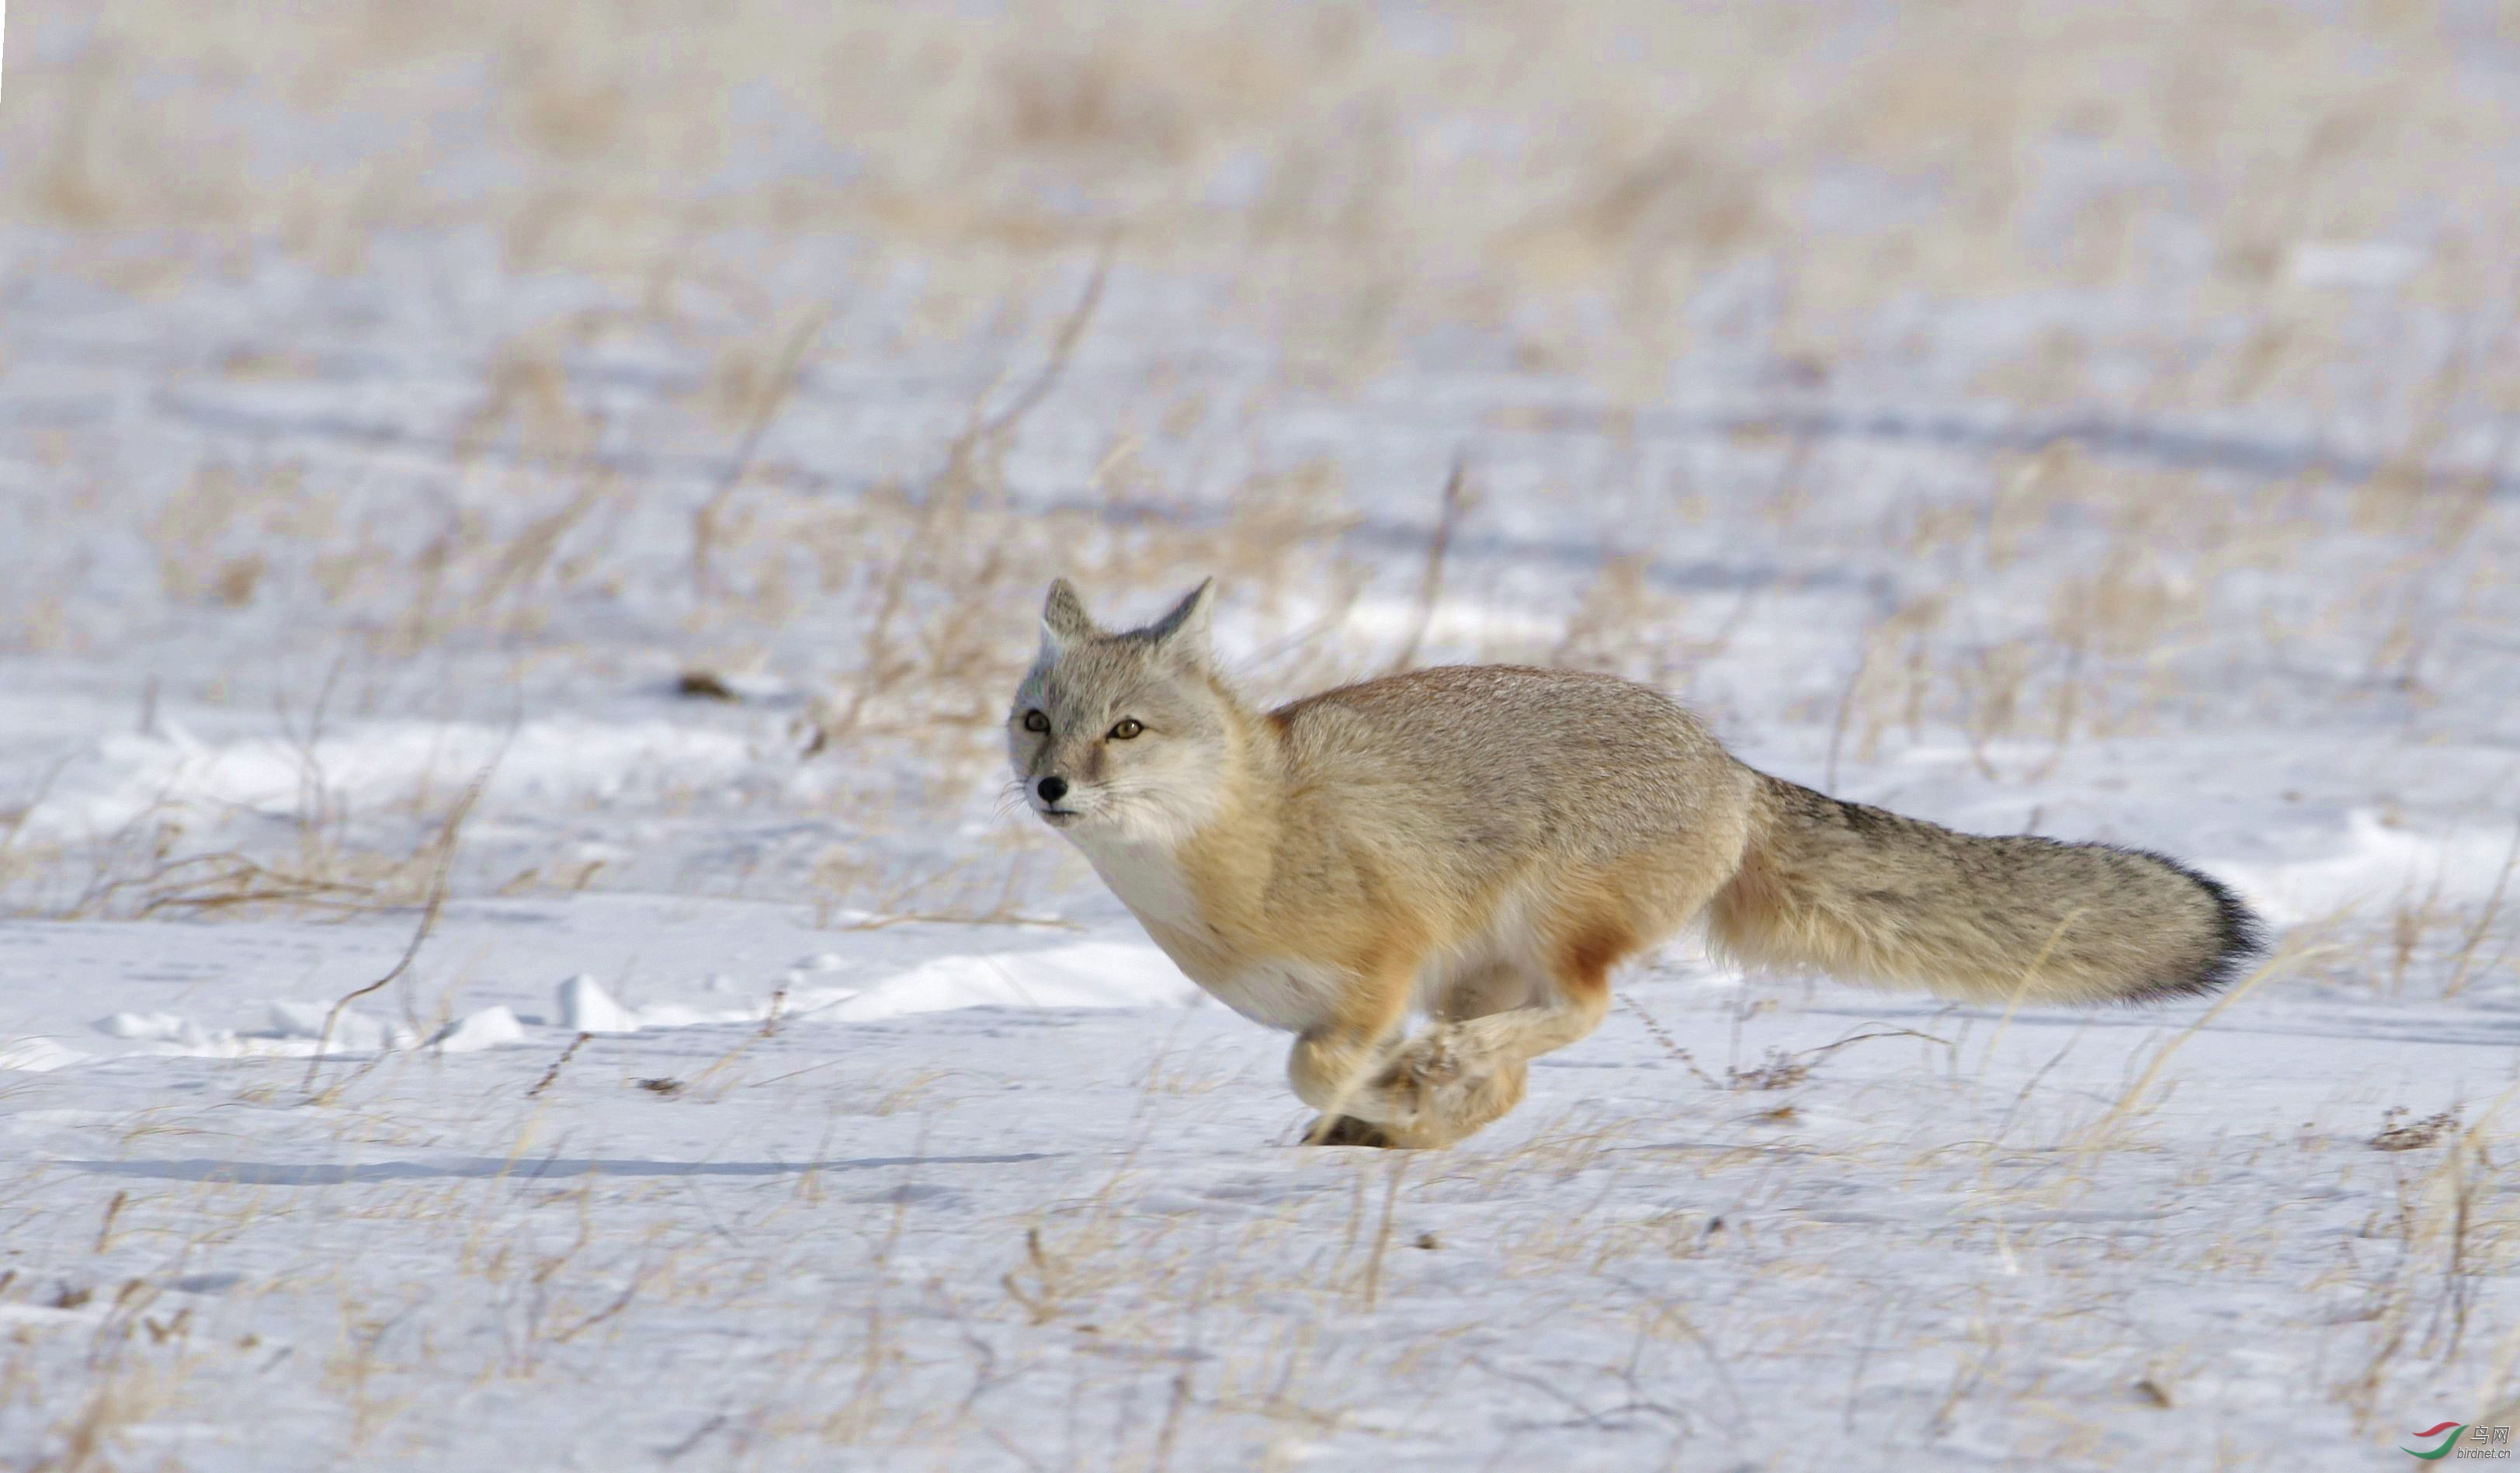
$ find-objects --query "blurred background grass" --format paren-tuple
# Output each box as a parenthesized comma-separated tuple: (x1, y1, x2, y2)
(2, 1, 2515, 946)
(13, 0, 2516, 391)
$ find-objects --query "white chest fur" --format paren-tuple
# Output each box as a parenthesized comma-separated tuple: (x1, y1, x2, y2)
(1066, 830, 1336, 1032)
(1071, 832, 1202, 934)
(1206, 960, 1342, 1031)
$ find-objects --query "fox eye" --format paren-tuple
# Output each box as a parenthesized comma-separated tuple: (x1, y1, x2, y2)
(1109, 718, 1144, 740)
(1022, 710, 1050, 734)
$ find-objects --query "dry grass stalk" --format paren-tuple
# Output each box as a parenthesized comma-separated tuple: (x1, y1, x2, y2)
(304, 767, 491, 1095)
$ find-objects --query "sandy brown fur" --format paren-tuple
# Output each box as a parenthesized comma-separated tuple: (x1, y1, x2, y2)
(1012, 580, 2265, 1147)
(1706, 776, 2261, 1006)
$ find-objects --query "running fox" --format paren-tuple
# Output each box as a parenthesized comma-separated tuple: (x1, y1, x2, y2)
(1009, 578, 2261, 1148)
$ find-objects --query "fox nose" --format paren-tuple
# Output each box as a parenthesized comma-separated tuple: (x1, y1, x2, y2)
(1036, 776, 1069, 805)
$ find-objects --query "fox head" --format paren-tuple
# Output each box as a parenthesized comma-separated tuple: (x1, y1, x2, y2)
(1009, 578, 1235, 846)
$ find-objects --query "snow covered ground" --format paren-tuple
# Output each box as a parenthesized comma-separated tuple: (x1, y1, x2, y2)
(2, 894, 2515, 1468)
(6, 2, 2520, 1468)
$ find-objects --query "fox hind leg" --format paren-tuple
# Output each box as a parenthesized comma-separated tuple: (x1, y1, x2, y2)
(1436, 959, 1537, 1022)
(1299, 958, 1533, 1147)
(1360, 926, 1628, 1146)
(1305, 1055, 1530, 1148)
(1291, 918, 1639, 1148)
(1307, 958, 1540, 1148)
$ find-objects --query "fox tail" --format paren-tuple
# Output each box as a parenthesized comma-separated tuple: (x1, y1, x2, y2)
(1706, 773, 2262, 1006)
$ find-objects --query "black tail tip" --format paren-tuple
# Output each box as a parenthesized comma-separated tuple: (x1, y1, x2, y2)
(2131, 850, 2267, 1002)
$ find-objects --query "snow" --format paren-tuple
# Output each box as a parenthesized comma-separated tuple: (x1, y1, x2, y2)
(2215, 809, 2520, 928)
(557, 972, 644, 1034)
(0, 1037, 89, 1072)
(2, 900, 2513, 1468)
(814, 940, 1200, 1021)
(20, 717, 758, 843)
(429, 1004, 524, 1053)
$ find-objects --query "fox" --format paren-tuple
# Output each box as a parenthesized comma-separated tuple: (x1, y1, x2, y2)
(1008, 578, 2263, 1148)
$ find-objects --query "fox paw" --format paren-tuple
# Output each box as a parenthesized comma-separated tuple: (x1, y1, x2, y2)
(1304, 1115, 1397, 1148)
(1382, 1026, 1470, 1090)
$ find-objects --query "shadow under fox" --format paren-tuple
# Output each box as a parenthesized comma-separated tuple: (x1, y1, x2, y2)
(1009, 578, 2263, 1148)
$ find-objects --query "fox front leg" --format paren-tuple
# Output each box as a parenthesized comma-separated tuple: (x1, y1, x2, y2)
(1307, 1113, 1400, 1148)
(1286, 952, 1421, 1146)
(1288, 1022, 1406, 1145)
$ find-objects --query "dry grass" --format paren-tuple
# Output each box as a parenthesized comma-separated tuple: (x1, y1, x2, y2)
(13, 2, 2518, 387)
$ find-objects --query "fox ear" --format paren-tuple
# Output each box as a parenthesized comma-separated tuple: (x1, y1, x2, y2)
(1144, 578, 1215, 664)
(1040, 578, 1099, 651)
